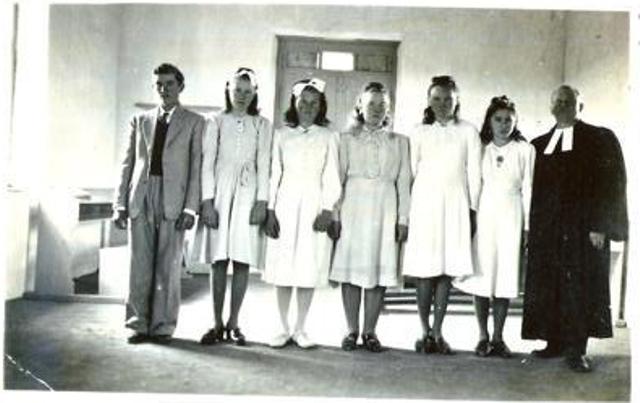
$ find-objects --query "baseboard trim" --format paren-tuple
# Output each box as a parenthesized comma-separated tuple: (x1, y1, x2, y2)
(22, 292, 125, 304)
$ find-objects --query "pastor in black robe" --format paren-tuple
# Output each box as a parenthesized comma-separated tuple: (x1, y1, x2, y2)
(522, 120, 628, 346)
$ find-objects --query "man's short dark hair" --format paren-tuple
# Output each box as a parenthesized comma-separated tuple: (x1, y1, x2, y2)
(154, 63, 184, 86)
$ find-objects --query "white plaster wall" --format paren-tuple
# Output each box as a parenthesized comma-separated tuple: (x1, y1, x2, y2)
(48, 5, 121, 188)
(5, 190, 30, 299)
(564, 11, 636, 328)
(564, 11, 629, 133)
(113, 5, 567, 151)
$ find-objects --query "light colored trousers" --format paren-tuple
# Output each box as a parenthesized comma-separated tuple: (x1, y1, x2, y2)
(125, 175, 184, 336)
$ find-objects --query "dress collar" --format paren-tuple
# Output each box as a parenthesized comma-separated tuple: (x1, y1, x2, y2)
(158, 105, 178, 123)
(362, 124, 385, 137)
(433, 118, 455, 128)
(298, 124, 316, 134)
(358, 124, 391, 141)
(487, 139, 513, 150)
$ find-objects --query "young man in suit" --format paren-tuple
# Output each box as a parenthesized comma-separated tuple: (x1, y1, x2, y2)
(522, 85, 628, 372)
(112, 63, 204, 344)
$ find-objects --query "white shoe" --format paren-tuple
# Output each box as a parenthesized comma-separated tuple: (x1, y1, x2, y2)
(269, 332, 291, 348)
(292, 330, 316, 349)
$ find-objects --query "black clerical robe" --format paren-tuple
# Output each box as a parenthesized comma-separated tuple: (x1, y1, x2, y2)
(522, 120, 628, 342)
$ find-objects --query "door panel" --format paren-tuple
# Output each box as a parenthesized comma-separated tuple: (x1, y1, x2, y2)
(275, 37, 398, 133)
(334, 72, 396, 132)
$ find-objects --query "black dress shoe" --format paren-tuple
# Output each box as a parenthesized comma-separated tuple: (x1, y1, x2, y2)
(225, 327, 247, 346)
(362, 333, 383, 353)
(127, 333, 150, 344)
(152, 335, 172, 345)
(531, 344, 563, 358)
(566, 355, 592, 373)
(200, 326, 225, 345)
(415, 333, 437, 354)
(491, 340, 513, 359)
(341, 332, 358, 351)
(434, 337, 455, 355)
(474, 339, 492, 357)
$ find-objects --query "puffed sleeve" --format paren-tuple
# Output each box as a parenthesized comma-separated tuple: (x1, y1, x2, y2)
(396, 134, 411, 225)
(332, 132, 350, 221)
(267, 128, 284, 210)
(338, 132, 349, 186)
(521, 142, 536, 231)
(201, 114, 220, 202)
(321, 130, 342, 211)
(466, 124, 482, 211)
(256, 117, 273, 202)
(409, 126, 421, 178)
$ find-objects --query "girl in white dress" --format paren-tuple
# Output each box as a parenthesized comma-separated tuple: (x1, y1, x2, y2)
(403, 76, 482, 354)
(329, 82, 411, 352)
(263, 78, 341, 349)
(455, 96, 535, 358)
(199, 68, 273, 346)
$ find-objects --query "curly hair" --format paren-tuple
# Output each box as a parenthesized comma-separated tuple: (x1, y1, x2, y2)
(153, 63, 184, 86)
(479, 95, 526, 145)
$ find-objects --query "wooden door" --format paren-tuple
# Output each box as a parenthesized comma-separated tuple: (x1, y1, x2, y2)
(275, 36, 398, 132)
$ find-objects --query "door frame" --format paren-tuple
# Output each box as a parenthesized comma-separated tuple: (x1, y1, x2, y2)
(274, 35, 400, 129)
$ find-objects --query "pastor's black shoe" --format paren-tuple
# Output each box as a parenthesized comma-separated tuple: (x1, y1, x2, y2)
(531, 342, 563, 358)
(151, 335, 172, 345)
(566, 354, 592, 373)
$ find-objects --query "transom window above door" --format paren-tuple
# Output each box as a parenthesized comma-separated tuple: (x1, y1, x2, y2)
(285, 49, 392, 73)
(321, 51, 354, 71)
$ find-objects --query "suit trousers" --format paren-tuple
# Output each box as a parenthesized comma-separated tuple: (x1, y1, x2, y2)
(125, 175, 184, 336)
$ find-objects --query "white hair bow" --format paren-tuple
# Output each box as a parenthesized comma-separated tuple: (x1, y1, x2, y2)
(229, 68, 258, 88)
(292, 78, 326, 97)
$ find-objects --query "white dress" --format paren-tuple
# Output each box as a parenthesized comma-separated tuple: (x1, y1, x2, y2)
(262, 124, 341, 287)
(330, 127, 411, 288)
(455, 140, 536, 298)
(402, 119, 482, 278)
(197, 112, 272, 267)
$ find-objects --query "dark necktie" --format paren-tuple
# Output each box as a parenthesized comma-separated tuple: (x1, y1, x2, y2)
(150, 112, 170, 176)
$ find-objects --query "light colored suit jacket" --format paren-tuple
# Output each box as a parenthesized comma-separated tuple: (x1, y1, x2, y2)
(114, 105, 204, 220)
